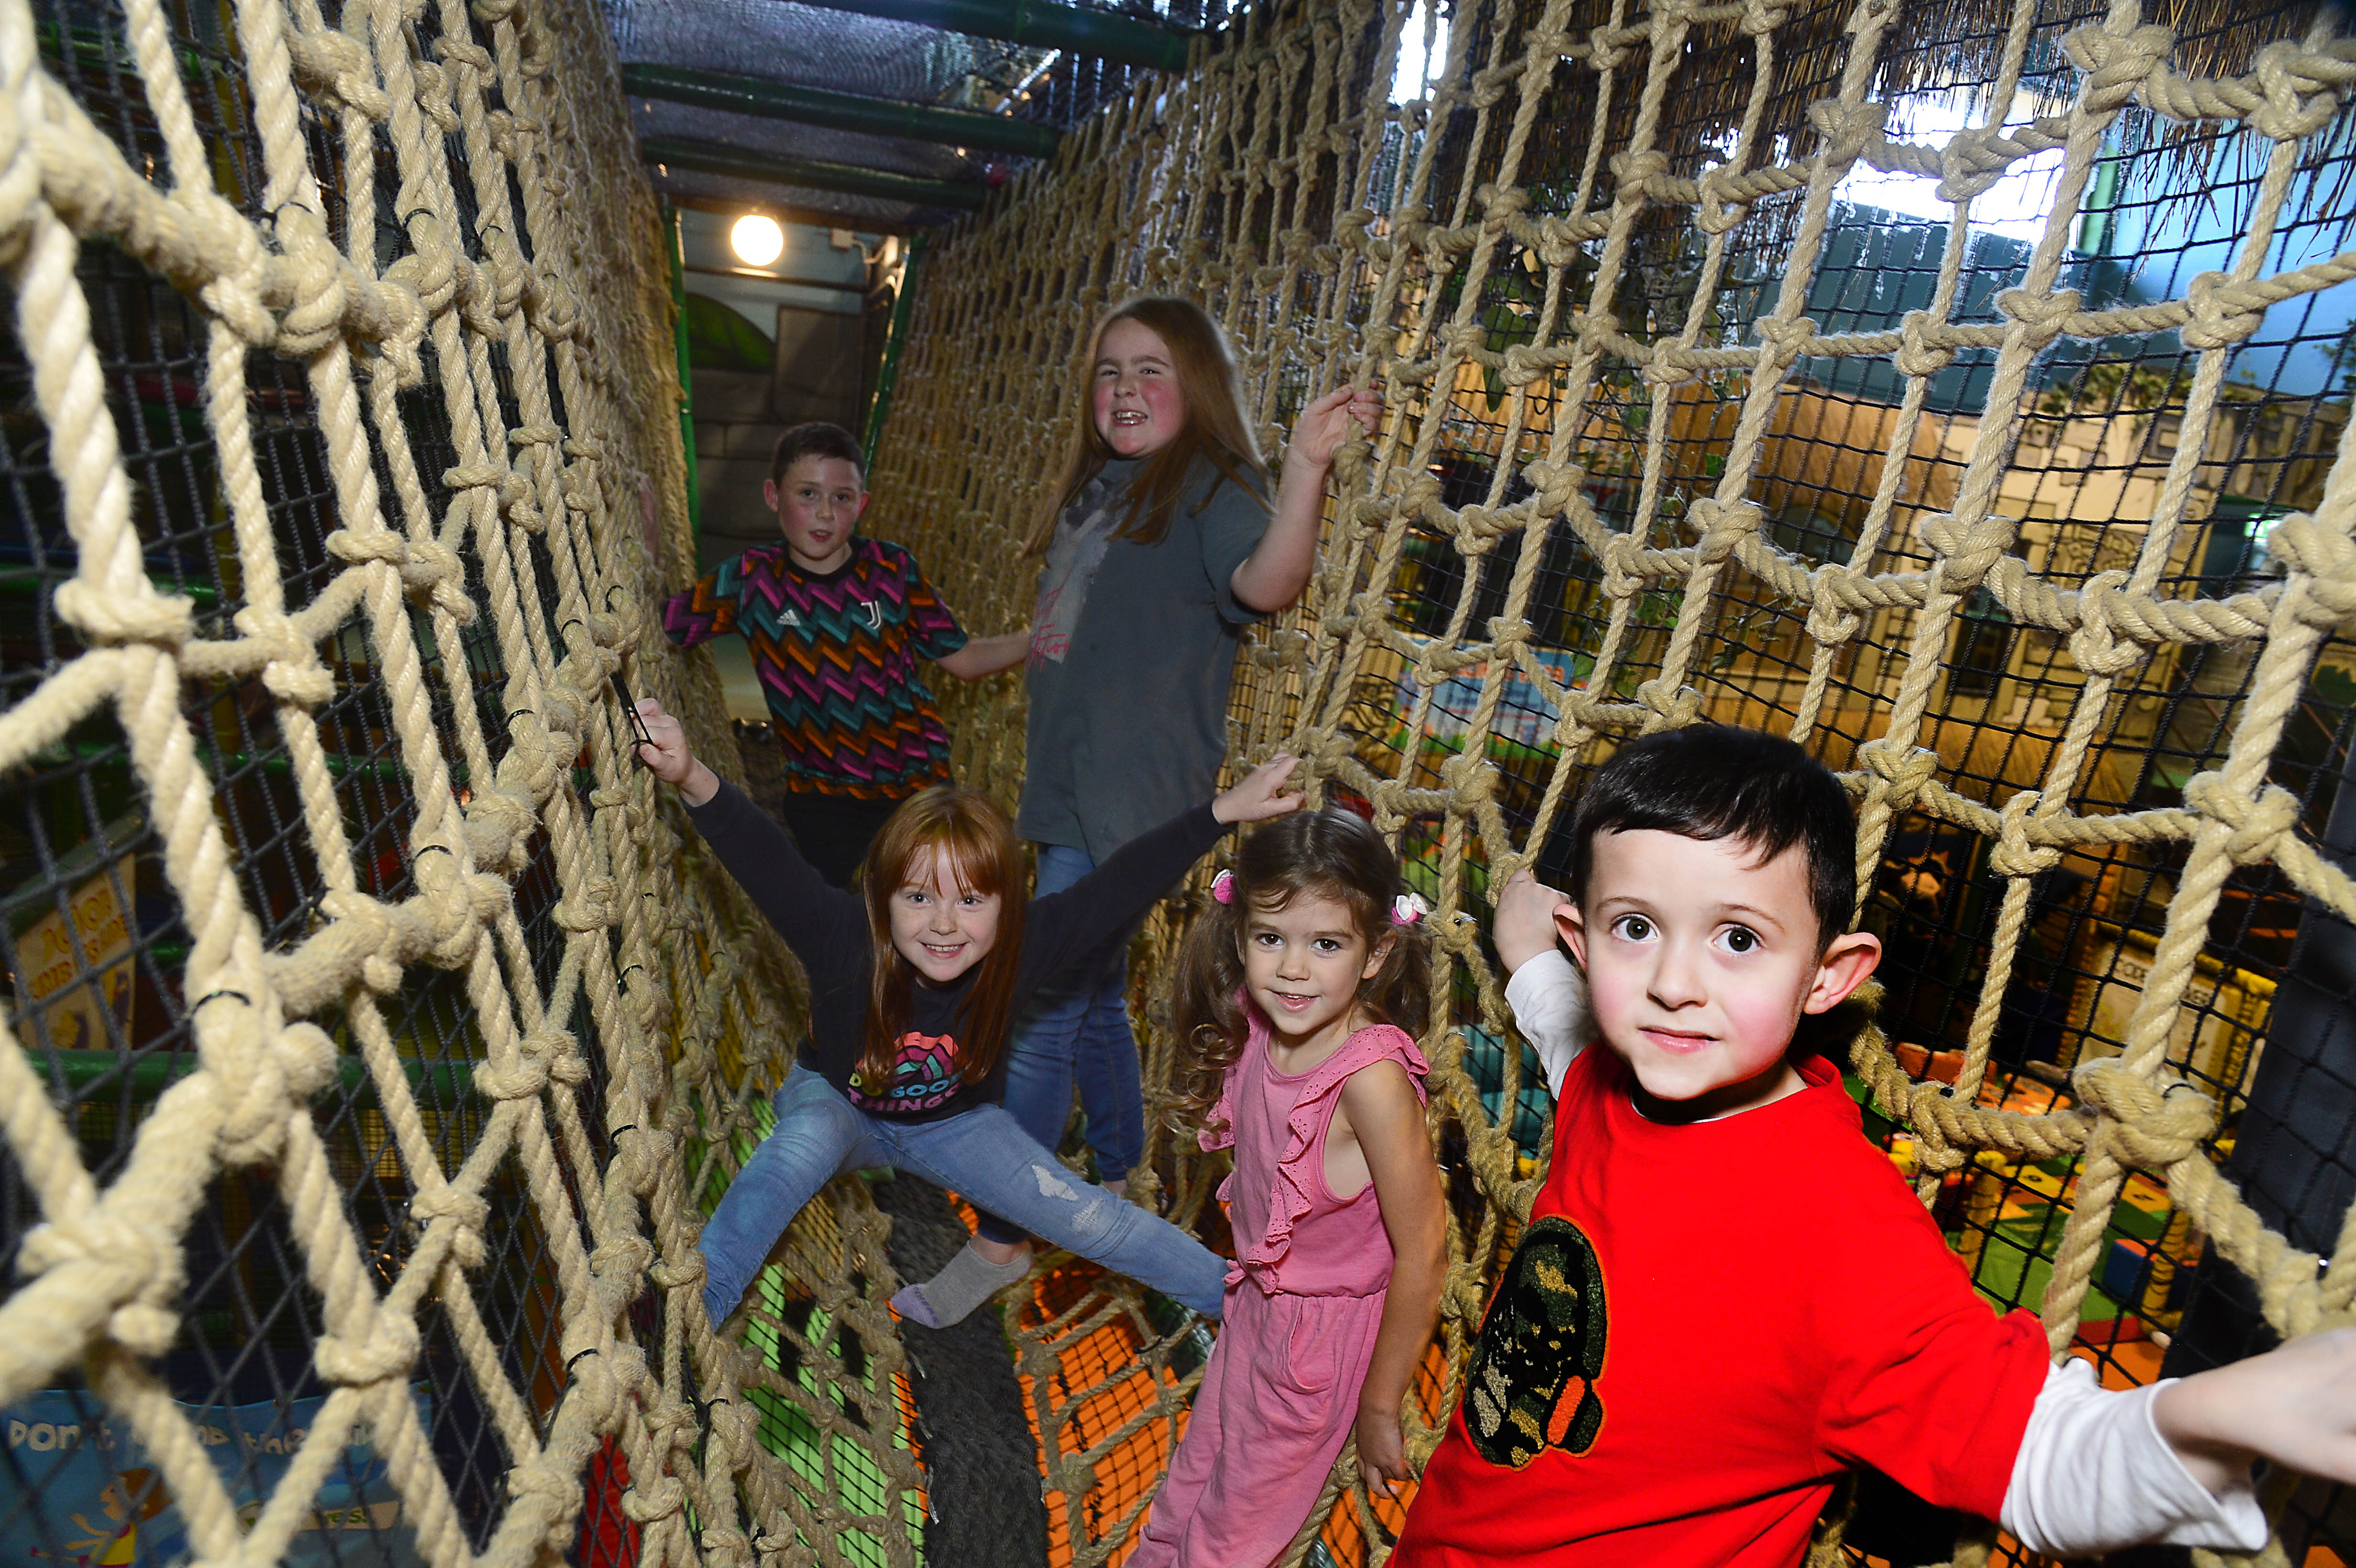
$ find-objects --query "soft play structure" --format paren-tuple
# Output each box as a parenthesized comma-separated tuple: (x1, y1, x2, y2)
(5, 1, 2356, 1567)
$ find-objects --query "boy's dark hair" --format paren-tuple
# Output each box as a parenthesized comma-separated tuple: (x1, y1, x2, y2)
(770, 422, 866, 489)
(1566, 725, 1857, 946)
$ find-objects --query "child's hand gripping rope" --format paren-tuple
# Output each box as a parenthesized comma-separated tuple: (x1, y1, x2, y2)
(633, 698, 720, 806)
(1285, 383, 1383, 474)
(1210, 753, 1307, 825)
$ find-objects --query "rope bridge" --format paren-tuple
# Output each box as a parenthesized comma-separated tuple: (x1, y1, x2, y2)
(4, 3, 2356, 1568)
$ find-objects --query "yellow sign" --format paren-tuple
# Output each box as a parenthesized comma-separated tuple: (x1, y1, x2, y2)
(14, 871, 136, 1053)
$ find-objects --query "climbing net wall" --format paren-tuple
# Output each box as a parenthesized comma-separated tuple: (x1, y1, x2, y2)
(874, 0, 2356, 1563)
(13, 0, 2356, 1566)
(0, 0, 933, 1563)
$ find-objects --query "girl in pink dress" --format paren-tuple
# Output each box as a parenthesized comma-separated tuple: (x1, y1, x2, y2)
(1133, 809, 1448, 1568)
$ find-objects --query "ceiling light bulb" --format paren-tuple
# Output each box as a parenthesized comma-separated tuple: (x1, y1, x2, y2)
(731, 214, 785, 267)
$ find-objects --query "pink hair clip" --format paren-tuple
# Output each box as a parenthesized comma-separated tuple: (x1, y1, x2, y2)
(1390, 892, 1431, 926)
(1211, 870, 1237, 904)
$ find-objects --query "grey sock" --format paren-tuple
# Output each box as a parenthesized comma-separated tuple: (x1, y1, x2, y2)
(890, 1242, 1031, 1328)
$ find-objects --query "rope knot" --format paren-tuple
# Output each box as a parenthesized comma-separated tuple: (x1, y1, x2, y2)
(2068, 569, 2148, 676)
(1694, 163, 1753, 234)
(2250, 40, 2341, 141)
(287, 27, 390, 120)
(1634, 677, 1700, 731)
(17, 1213, 179, 1354)
(232, 606, 336, 705)
(1919, 510, 2014, 588)
(1600, 531, 1650, 599)
(1754, 315, 1818, 364)
(649, 1254, 706, 1292)
(1586, 23, 1633, 72)
(554, 875, 618, 931)
(1688, 496, 1762, 566)
(270, 207, 352, 359)
(316, 1315, 420, 1384)
(1857, 737, 1940, 810)
(2182, 771, 2302, 865)
(1996, 287, 2081, 349)
(523, 1026, 590, 1085)
(1807, 98, 1888, 164)
(1609, 150, 1671, 201)
(2182, 270, 2266, 350)
(2071, 1057, 2216, 1169)
(698, 1528, 754, 1568)
(1988, 789, 2062, 878)
(2062, 22, 2175, 117)
(212, 1019, 338, 1164)
(1806, 562, 1866, 645)
(1893, 309, 1956, 378)
(319, 887, 408, 993)
(1936, 122, 2026, 202)
(410, 1185, 488, 1265)
(51, 580, 195, 646)
(2264, 512, 2356, 627)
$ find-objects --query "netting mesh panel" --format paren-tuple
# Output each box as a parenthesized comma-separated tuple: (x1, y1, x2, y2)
(874, 0, 2356, 1563)
(0, 0, 927, 1564)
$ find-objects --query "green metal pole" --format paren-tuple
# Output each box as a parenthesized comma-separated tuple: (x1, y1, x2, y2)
(642, 139, 991, 211)
(865, 236, 925, 469)
(667, 201, 701, 544)
(622, 65, 1059, 161)
(46, 1047, 480, 1106)
(781, 0, 1194, 72)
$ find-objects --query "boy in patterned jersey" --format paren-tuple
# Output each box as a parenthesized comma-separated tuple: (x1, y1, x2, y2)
(662, 423, 1028, 886)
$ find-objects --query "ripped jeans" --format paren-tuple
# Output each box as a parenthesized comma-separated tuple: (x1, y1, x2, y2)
(699, 1065, 1229, 1327)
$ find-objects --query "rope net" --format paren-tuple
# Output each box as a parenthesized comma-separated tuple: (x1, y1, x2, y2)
(10, 0, 2356, 1567)
(0, 0, 927, 1563)
(871, 1, 2356, 1564)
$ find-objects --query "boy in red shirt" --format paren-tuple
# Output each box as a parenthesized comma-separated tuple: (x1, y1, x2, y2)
(1394, 724, 2356, 1567)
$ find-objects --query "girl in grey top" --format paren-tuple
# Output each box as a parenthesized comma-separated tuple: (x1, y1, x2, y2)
(908, 294, 1380, 1327)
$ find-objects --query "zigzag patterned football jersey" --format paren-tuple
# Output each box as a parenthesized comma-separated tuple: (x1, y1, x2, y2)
(663, 537, 969, 799)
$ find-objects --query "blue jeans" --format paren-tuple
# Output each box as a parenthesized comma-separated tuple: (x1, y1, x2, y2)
(700, 1066, 1225, 1326)
(977, 843, 1147, 1247)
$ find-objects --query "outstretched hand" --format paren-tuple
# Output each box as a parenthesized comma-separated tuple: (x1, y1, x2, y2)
(2155, 1324, 2356, 1496)
(633, 697, 720, 806)
(1287, 383, 1383, 473)
(1212, 752, 1305, 825)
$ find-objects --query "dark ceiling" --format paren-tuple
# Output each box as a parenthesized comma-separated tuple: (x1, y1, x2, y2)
(604, 0, 1239, 230)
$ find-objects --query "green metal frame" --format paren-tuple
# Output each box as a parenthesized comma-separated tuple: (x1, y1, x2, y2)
(623, 65, 1059, 161)
(48, 1047, 478, 1104)
(643, 139, 990, 211)
(863, 236, 925, 468)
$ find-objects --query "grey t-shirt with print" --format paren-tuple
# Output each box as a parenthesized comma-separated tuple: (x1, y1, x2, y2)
(1020, 455, 1270, 862)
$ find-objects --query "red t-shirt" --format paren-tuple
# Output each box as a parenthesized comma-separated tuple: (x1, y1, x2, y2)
(1394, 1048, 2049, 1568)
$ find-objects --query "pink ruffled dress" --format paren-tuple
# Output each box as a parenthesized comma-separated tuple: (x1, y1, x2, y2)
(1129, 1014, 1430, 1568)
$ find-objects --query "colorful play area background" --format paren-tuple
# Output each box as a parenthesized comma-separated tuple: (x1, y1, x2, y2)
(10, 1, 2356, 1568)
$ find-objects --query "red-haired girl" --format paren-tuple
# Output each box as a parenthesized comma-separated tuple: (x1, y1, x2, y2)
(630, 697, 1303, 1329)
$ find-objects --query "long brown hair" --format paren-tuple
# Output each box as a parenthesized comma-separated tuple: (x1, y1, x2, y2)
(859, 788, 1029, 1091)
(1023, 296, 1270, 557)
(1168, 809, 1433, 1136)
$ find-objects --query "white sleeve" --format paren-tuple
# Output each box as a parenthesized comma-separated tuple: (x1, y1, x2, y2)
(1503, 950, 1590, 1100)
(1999, 1359, 2267, 1559)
